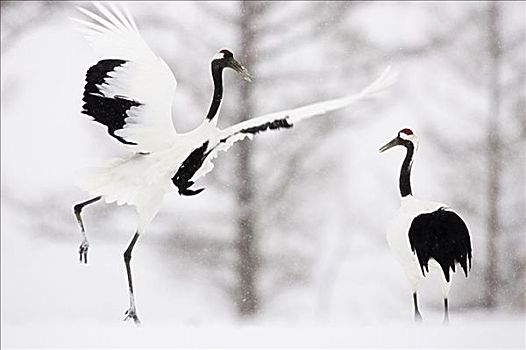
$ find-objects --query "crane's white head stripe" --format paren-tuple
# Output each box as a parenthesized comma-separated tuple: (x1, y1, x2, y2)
(213, 49, 233, 61)
(400, 133, 419, 151)
(212, 52, 225, 60)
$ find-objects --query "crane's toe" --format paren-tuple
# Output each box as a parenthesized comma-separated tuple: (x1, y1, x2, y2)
(78, 240, 89, 264)
(123, 308, 141, 325)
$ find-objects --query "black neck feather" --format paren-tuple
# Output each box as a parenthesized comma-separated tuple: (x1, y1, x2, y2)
(206, 63, 224, 121)
(400, 141, 414, 197)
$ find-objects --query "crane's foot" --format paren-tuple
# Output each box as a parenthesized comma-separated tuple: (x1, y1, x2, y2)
(78, 240, 89, 264)
(123, 307, 141, 325)
(414, 311, 423, 323)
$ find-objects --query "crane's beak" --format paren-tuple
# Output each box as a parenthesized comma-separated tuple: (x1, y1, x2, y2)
(228, 58, 252, 82)
(379, 137, 402, 153)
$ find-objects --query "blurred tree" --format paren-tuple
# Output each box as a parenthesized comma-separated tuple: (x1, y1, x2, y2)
(484, 0, 503, 309)
(1, 1, 64, 53)
(226, 1, 349, 317)
(419, 1, 525, 310)
(193, 1, 389, 317)
(233, 1, 261, 315)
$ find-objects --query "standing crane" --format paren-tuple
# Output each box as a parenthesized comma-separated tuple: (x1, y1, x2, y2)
(379, 128, 472, 323)
(73, 2, 397, 324)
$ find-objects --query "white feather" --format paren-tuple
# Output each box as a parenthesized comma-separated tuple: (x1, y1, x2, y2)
(220, 66, 397, 143)
(75, 3, 398, 229)
(191, 66, 398, 182)
(74, 3, 178, 152)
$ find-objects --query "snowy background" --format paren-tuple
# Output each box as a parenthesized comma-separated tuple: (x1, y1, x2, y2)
(1, 1, 525, 348)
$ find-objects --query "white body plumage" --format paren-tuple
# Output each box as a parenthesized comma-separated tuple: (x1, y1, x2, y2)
(77, 120, 222, 231)
(386, 195, 452, 297)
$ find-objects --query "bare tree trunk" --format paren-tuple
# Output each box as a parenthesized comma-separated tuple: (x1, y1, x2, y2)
(484, 1, 502, 308)
(234, 1, 259, 317)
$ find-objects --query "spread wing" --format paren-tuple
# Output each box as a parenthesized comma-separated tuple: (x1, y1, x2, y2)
(191, 66, 398, 181)
(74, 2, 178, 152)
(409, 208, 473, 282)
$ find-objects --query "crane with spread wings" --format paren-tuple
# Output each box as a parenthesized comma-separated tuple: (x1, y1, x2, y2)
(72, 2, 397, 324)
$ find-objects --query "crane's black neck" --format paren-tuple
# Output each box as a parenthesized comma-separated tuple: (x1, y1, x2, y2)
(400, 141, 414, 197)
(206, 63, 224, 121)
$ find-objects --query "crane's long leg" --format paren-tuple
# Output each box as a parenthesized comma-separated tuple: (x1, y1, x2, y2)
(443, 298, 449, 324)
(73, 196, 102, 264)
(413, 292, 423, 322)
(123, 232, 141, 325)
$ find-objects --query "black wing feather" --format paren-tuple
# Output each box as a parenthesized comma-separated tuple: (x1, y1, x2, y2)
(171, 142, 210, 196)
(82, 59, 142, 145)
(408, 208, 472, 282)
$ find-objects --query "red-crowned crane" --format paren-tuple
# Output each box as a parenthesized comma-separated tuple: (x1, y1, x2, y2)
(72, 2, 397, 324)
(379, 128, 472, 323)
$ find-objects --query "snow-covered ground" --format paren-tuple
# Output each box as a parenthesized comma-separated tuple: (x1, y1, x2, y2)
(3, 320, 524, 348)
(2, 203, 524, 348)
